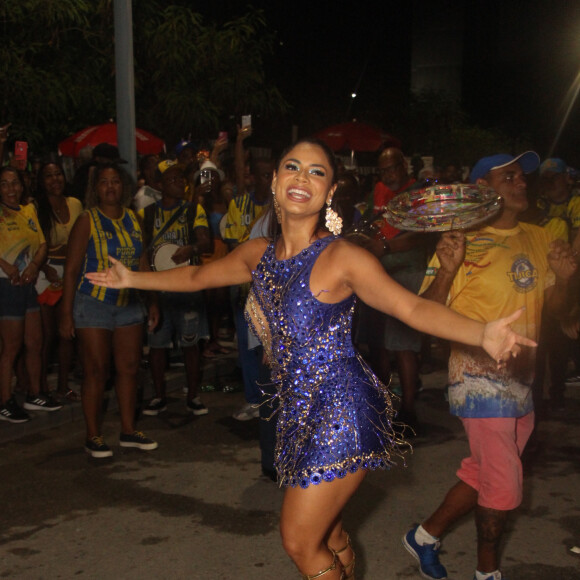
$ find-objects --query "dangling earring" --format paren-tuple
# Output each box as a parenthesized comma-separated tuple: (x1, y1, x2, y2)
(272, 189, 282, 224)
(325, 198, 343, 235)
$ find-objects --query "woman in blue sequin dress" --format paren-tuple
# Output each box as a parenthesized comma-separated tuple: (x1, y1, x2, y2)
(88, 139, 535, 579)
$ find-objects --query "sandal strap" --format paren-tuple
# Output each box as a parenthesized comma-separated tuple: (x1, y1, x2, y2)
(301, 551, 340, 579)
(329, 534, 355, 579)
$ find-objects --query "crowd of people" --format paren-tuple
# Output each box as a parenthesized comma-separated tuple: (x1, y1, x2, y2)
(1, 119, 580, 580)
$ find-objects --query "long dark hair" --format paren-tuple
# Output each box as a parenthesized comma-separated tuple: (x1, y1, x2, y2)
(35, 161, 66, 244)
(266, 137, 339, 240)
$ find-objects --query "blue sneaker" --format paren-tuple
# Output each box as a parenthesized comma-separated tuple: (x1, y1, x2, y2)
(402, 526, 447, 579)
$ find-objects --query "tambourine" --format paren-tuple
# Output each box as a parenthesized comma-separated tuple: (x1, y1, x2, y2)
(384, 184, 502, 232)
(151, 243, 189, 271)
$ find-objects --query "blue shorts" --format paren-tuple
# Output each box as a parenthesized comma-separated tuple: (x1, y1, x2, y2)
(148, 292, 209, 348)
(0, 278, 40, 320)
(73, 292, 145, 330)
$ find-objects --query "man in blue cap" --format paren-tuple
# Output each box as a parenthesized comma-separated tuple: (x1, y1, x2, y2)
(402, 152, 577, 580)
(537, 157, 572, 219)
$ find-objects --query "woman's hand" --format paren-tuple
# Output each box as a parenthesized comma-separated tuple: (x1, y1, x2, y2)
(0, 261, 21, 285)
(20, 262, 40, 285)
(43, 264, 61, 286)
(86, 256, 131, 289)
(481, 308, 537, 369)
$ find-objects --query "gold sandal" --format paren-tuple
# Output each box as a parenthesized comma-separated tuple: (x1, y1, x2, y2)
(329, 534, 355, 579)
(301, 550, 341, 579)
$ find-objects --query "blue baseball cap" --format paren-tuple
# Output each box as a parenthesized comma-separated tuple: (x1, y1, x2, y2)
(540, 158, 567, 175)
(175, 139, 193, 154)
(469, 151, 540, 183)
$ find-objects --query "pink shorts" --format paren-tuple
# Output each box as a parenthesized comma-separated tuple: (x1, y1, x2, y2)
(456, 412, 534, 511)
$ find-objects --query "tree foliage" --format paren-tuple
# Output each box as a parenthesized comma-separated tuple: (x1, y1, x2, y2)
(389, 92, 532, 167)
(0, 1, 287, 153)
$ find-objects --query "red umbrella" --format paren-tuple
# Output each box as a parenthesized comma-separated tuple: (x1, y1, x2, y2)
(314, 121, 399, 152)
(58, 121, 166, 157)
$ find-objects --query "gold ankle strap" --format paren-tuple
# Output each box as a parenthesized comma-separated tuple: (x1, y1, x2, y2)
(329, 534, 355, 579)
(329, 533, 351, 556)
(301, 551, 340, 579)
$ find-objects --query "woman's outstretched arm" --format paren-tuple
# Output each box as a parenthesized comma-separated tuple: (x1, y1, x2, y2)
(86, 237, 268, 294)
(331, 241, 537, 366)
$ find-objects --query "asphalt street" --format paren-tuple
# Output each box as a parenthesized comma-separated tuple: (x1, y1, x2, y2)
(1, 348, 579, 579)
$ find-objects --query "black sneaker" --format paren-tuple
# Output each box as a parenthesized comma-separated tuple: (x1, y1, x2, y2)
(84, 435, 113, 458)
(187, 397, 209, 416)
(23, 393, 63, 412)
(0, 397, 31, 423)
(119, 431, 158, 450)
(142, 397, 167, 416)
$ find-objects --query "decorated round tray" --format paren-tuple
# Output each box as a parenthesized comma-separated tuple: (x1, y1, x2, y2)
(384, 184, 502, 232)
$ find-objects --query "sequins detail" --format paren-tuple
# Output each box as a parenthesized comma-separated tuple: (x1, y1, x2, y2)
(245, 236, 408, 488)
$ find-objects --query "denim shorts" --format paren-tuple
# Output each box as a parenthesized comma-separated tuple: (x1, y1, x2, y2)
(0, 278, 40, 320)
(73, 292, 145, 330)
(148, 292, 209, 348)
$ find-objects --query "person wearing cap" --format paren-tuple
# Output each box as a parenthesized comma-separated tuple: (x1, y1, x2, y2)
(175, 140, 197, 168)
(139, 161, 211, 417)
(402, 151, 577, 580)
(537, 158, 572, 220)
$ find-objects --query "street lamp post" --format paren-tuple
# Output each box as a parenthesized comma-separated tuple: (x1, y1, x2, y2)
(113, 0, 137, 180)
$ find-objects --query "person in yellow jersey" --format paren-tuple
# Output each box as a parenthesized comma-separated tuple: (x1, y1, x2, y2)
(0, 166, 62, 423)
(139, 162, 211, 416)
(60, 163, 159, 458)
(403, 152, 577, 580)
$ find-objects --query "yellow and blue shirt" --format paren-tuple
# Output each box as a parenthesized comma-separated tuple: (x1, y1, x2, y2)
(77, 207, 142, 306)
(223, 193, 268, 244)
(138, 200, 208, 250)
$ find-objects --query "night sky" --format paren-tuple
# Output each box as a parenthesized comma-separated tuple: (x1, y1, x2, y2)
(204, 0, 580, 166)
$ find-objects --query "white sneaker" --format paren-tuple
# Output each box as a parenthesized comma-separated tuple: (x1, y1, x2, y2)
(233, 402, 260, 421)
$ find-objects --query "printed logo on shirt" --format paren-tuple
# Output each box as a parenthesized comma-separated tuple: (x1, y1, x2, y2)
(464, 236, 510, 270)
(506, 254, 538, 293)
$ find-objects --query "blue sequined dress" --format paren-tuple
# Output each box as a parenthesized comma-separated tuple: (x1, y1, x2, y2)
(245, 235, 404, 488)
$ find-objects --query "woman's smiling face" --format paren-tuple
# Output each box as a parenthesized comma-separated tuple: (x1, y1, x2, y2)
(272, 142, 336, 219)
(0, 168, 23, 208)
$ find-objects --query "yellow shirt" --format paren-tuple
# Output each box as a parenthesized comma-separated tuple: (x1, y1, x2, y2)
(48, 197, 83, 258)
(0, 203, 45, 277)
(223, 193, 268, 244)
(421, 222, 555, 417)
